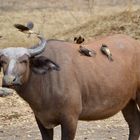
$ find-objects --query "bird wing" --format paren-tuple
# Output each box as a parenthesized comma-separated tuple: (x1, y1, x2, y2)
(105, 48, 111, 56)
(80, 48, 91, 56)
(14, 24, 29, 31)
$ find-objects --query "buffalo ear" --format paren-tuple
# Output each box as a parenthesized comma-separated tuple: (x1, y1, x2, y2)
(30, 56, 60, 74)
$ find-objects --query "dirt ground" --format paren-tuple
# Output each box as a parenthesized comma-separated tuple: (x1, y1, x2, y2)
(0, 94, 128, 140)
(0, 1, 140, 140)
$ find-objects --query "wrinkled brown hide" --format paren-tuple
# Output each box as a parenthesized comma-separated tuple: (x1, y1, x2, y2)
(2, 34, 140, 140)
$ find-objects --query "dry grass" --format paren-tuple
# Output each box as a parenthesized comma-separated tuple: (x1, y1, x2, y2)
(0, 5, 140, 49)
(0, 9, 91, 48)
(58, 9, 140, 42)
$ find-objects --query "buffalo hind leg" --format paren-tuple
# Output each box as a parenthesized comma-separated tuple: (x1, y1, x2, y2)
(35, 117, 53, 140)
(122, 100, 140, 140)
(61, 115, 78, 140)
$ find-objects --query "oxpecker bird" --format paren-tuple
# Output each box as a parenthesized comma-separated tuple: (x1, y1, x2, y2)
(14, 21, 37, 37)
(79, 45, 96, 57)
(74, 36, 85, 44)
(100, 44, 113, 61)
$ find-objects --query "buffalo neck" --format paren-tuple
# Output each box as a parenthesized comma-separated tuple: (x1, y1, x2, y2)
(15, 71, 48, 111)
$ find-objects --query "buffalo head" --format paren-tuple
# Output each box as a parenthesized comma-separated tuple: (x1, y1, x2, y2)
(0, 36, 59, 87)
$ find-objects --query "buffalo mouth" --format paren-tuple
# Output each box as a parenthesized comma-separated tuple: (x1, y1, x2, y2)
(2, 82, 22, 89)
(2, 75, 22, 89)
(2, 84, 19, 89)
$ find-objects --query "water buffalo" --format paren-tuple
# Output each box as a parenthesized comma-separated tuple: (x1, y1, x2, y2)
(0, 34, 140, 140)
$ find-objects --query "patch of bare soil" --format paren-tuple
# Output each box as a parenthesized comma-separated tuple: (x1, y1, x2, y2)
(0, 93, 128, 140)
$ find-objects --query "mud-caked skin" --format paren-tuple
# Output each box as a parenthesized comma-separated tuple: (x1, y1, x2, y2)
(1, 34, 140, 140)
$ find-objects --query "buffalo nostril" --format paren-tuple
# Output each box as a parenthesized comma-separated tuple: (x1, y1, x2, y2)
(3, 75, 21, 86)
(3, 75, 16, 85)
(13, 77, 16, 82)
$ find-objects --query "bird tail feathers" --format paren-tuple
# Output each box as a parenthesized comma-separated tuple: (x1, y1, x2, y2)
(108, 55, 113, 61)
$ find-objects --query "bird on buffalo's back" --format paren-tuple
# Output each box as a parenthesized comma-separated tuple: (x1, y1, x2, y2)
(74, 36, 85, 44)
(79, 45, 96, 57)
(100, 44, 113, 61)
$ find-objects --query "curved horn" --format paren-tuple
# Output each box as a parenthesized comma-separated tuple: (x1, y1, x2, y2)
(28, 35, 47, 57)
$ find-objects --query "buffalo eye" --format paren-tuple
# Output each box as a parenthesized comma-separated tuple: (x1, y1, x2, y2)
(18, 54, 29, 64)
(1, 60, 7, 65)
(19, 60, 28, 64)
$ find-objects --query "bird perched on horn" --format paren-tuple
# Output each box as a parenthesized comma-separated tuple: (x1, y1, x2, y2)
(100, 44, 113, 61)
(79, 45, 96, 57)
(74, 36, 85, 44)
(14, 21, 38, 37)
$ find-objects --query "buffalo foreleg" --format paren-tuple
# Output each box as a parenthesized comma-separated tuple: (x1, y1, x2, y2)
(35, 117, 53, 140)
(122, 100, 140, 140)
(61, 115, 78, 140)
